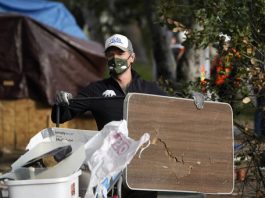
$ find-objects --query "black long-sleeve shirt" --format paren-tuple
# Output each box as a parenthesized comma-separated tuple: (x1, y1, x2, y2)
(51, 70, 166, 130)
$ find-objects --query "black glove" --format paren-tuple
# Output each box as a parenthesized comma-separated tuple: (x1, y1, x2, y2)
(56, 91, 73, 105)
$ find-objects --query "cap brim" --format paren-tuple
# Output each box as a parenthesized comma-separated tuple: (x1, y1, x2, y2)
(105, 44, 128, 52)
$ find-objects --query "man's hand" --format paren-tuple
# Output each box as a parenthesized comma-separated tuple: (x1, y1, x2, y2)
(56, 91, 73, 105)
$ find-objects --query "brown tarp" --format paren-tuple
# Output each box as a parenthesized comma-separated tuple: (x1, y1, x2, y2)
(0, 14, 106, 105)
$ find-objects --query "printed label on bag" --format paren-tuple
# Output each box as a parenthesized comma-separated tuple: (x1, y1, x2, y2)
(71, 182, 75, 197)
(112, 132, 131, 155)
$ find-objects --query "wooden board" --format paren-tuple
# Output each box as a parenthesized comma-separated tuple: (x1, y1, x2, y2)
(123, 93, 234, 194)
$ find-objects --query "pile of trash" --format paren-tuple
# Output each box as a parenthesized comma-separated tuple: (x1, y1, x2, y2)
(0, 120, 150, 198)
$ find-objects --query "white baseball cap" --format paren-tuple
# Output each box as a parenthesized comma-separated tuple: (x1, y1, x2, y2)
(105, 34, 134, 53)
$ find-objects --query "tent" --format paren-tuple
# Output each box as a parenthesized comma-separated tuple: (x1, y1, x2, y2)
(0, 14, 106, 105)
(0, 0, 87, 40)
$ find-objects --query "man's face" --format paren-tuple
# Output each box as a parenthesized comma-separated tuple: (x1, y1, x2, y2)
(105, 47, 131, 61)
(105, 47, 135, 76)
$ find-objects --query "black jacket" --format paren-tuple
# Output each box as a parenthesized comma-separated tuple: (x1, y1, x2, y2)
(51, 70, 166, 130)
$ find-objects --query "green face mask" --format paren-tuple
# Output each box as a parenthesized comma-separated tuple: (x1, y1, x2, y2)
(108, 57, 130, 75)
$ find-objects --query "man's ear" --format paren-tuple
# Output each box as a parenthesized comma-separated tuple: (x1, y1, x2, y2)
(130, 53, 136, 63)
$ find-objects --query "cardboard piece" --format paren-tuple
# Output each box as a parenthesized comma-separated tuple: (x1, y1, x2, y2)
(123, 93, 234, 194)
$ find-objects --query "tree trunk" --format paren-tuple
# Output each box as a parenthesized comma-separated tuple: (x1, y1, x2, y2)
(124, 22, 148, 64)
(144, 0, 176, 80)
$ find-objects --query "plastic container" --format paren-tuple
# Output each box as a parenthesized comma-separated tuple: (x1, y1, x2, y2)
(5, 170, 81, 198)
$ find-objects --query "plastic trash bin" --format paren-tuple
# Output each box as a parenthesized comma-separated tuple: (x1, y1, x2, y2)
(5, 170, 81, 198)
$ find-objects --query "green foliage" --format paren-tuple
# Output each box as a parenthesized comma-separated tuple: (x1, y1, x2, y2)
(158, 0, 265, 103)
(133, 63, 153, 81)
(56, 0, 156, 35)
(159, 0, 264, 48)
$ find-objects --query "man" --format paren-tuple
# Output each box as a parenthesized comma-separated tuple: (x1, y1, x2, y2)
(51, 33, 166, 197)
(51, 34, 166, 129)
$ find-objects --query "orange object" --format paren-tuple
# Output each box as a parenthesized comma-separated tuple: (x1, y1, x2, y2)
(213, 48, 240, 86)
(236, 168, 247, 182)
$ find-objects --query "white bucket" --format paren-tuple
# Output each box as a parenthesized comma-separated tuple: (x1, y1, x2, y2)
(5, 170, 81, 198)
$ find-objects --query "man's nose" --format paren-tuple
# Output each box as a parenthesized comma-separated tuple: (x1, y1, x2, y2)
(113, 54, 120, 58)
(107, 54, 118, 59)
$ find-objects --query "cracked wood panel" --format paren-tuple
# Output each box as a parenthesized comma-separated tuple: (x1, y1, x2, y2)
(123, 93, 234, 194)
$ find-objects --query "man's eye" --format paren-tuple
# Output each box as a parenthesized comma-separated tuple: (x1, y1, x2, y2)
(106, 54, 114, 58)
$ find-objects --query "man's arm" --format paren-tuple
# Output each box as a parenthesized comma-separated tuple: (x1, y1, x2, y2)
(51, 91, 92, 124)
(148, 81, 168, 96)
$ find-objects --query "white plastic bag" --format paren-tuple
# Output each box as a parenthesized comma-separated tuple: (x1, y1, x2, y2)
(84, 120, 150, 198)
